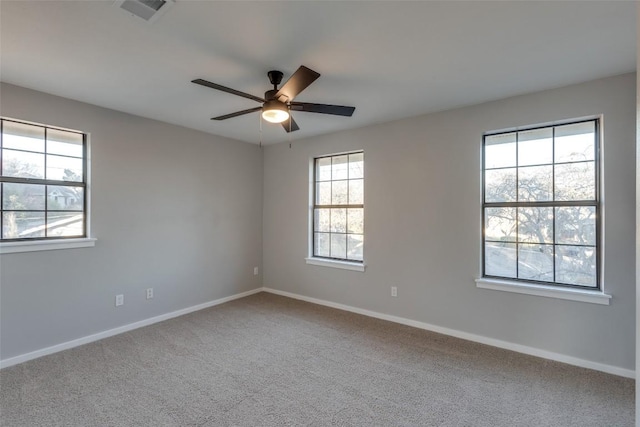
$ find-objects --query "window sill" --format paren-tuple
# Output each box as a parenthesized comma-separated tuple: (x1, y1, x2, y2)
(475, 277, 611, 305)
(305, 257, 365, 272)
(0, 238, 97, 254)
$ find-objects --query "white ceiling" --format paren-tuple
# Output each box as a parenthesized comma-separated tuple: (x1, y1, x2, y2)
(0, 1, 636, 145)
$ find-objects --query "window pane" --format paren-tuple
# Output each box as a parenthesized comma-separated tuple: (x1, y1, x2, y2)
(555, 161, 595, 201)
(332, 180, 348, 205)
(0, 120, 87, 242)
(518, 207, 553, 244)
(316, 182, 331, 205)
(348, 179, 363, 205)
(518, 243, 554, 282)
(332, 155, 348, 180)
(347, 208, 363, 234)
(347, 234, 363, 261)
(46, 212, 84, 237)
(313, 152, 364, 262)
(47, 129, 83, 157)
(485, 207, 516, 242)
(485, 133, 516, 169)
(316, 157, 331, 181)
(348, 153, 364, 179)
(46, 155, 83, 181)
(483, 120, 599, 288)
(555, 206, 596, 246)
(2, 211, 45, 239)
(330, 233, 346, 259)
(2, 149, 44, 179)
(485, 242, 517, 278)
(518, 128, 553, 166)
(555, 245, 596, 287)
(330, 208, 346, 233)
(485, 168, 516, 202)
(2, 183, 46, 210)
(47, 186, 84, 211)
(314, 208, 330, 233)
(314, 232, 330, 257)
(518, 165, 552, 202)
(2, 121, 45, 152)
(555, 121, 595, 163)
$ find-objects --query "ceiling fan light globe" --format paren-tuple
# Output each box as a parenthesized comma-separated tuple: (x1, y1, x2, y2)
(262, 109, 289, 123)
(262, 100, 290, 123)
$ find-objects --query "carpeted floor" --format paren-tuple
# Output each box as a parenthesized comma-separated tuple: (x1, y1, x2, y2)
(0, 292, 634, 426)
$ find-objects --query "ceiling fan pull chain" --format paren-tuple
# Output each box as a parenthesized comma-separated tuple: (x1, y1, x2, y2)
(288, 106, 292, 149)
(259, 112, 263, 148)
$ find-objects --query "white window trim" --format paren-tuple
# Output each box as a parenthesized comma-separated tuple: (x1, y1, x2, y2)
(0, 237, 96, 254)
(480, 116, 604, 296)
(305, 257, 365, 272)
(1, 119, 93, 251)
(475, 277, 611, 305)
(308, 150, 365, 267)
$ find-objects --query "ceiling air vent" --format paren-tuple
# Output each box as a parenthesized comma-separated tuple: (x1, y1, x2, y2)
(115, 0, 174, 24)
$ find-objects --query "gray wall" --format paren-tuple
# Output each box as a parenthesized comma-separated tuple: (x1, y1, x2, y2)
(0, 83, 263, 360)
(263, 73, 636, 371)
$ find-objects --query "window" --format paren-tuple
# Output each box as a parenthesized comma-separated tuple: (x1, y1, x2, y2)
(312, 152, 364, 262)
(1, 118, 87, 241)
(482, 119, 599, 289)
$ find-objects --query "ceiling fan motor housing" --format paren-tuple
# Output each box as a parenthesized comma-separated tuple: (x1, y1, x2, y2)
(264, 89, 279, 101)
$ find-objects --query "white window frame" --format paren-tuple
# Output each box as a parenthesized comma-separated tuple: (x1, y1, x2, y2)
(306, 151, 365, 272)
(0, 117, 95, 254)
(478, 117, 610, 304)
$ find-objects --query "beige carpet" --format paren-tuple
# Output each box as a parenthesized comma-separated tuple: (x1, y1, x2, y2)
(0, 292, 634, 426)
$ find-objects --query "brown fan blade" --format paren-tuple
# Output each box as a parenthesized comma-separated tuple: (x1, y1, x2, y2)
(281, 116, 300, 133)
(193, 79, 264, 103)
(290, 102, 355, 117)
(211, 107, 262, 121)
(275, 66, 320, 102)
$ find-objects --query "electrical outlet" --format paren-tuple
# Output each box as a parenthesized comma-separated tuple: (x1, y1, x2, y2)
(253, 267, 259, 276)
(115, 294, 124, 306)
(146, 288, 154, 299)
(391, 286, 398, 297)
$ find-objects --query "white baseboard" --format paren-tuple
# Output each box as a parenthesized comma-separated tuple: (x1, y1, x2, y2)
(0, 288, 263, 369)
(4, 286, 634, 379)
(262, 287, 635, 379)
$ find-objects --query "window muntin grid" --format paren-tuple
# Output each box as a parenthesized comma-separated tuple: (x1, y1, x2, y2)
(482, 119, 600, 289)
(313, 152, 364, 262)
(1, 118, 87, 241)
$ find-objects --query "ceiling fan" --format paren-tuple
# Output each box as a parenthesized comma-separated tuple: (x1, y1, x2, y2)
(192, 66, 355, 133)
